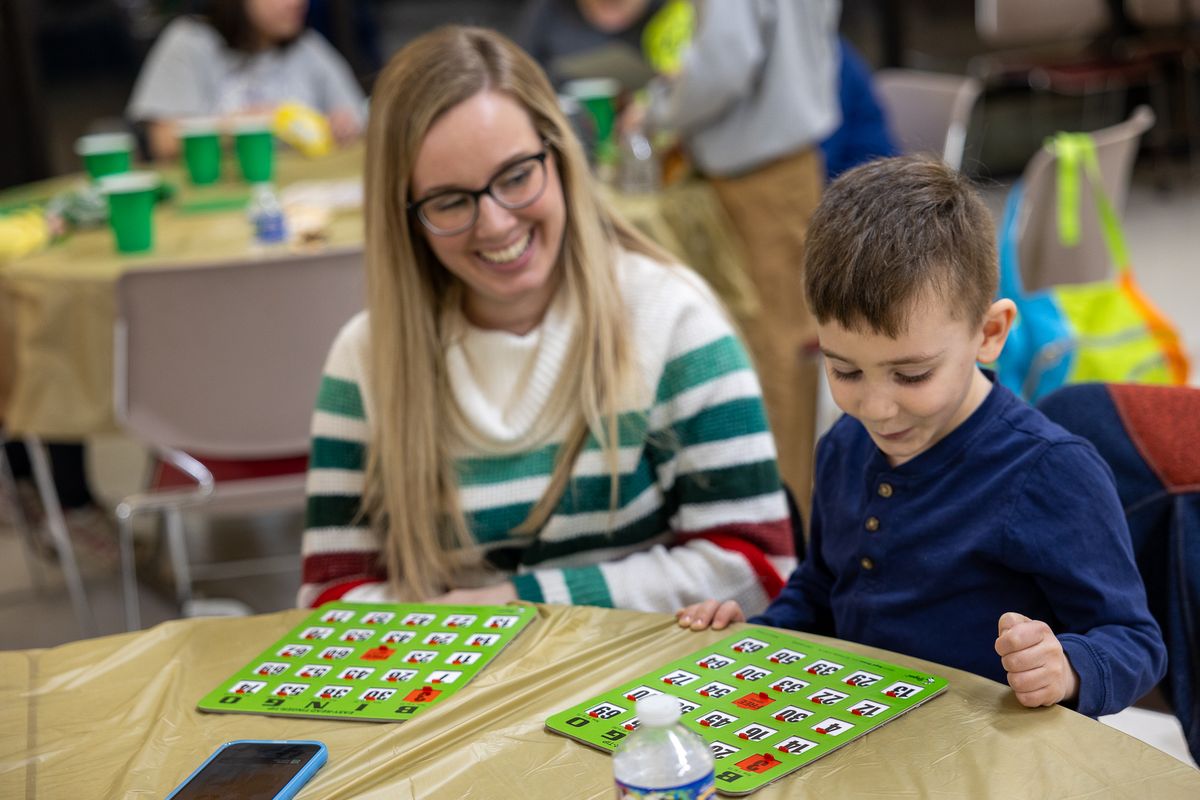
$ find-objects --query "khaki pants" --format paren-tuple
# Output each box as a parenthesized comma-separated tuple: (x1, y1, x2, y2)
(711, 148, 824, 523)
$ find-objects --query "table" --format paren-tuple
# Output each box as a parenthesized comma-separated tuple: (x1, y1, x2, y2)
(0, 145, 366, 439)
(3, 604, 1197, 798)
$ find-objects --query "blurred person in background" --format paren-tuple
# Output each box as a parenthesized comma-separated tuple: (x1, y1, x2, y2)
(633, 0, 842, 516)
(820, 38, 897, 180)
(517, 0, 663, 88)
(127, 0, 366, 160)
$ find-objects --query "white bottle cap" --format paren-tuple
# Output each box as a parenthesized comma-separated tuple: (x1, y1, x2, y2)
(636, 694, 681, 727)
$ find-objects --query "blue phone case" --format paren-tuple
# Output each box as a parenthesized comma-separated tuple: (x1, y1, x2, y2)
(165, 739, 327, 800)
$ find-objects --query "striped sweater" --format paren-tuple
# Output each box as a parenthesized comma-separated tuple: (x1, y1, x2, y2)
(300, 250, 794, 613)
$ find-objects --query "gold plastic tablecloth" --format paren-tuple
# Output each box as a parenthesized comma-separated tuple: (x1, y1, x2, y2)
(2, 604, 1197, 798)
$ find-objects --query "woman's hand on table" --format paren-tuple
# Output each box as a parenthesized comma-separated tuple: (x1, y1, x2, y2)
(676, 599, 746, 631)
(428, 582, 518, 606)
(994, 611, 1081, 708)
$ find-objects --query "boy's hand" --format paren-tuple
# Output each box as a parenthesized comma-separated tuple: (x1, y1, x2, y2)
(676, 600, 746, 631)
(994, 612, 1080, 708)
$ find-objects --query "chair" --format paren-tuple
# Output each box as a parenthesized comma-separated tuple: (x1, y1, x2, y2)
(978, 0, 1121, 43)
(1013, 104, 1154, 291)
(113, 247, 365, 629)
(1124, 0, 1200, 172)
(1037, 382, 1200, 766)
(873, 68, 983, 170)
(973, 0, 1174, 176)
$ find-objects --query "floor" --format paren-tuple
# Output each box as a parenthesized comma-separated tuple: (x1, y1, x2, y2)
(2, 166, 1198, 769)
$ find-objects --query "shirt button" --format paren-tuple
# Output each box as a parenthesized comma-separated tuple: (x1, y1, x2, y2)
(861, 557, 875, 571)
(877, 483, 893, 498)
(865, 516, 880, 532)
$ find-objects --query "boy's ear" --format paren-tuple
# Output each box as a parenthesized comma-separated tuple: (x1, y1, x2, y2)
(976, 299, 1016, 364)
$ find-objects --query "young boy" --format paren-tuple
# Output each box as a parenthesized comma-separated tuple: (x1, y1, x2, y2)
(678, 156, 1166, 718)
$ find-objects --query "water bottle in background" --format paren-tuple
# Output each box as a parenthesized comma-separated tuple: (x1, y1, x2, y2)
(617, 128, 660, 194)
(613, 694, 716, 799)
(247, 182, 287, 245)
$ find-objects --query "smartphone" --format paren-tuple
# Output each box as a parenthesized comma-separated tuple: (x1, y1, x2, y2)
(164, 739, 327, 800)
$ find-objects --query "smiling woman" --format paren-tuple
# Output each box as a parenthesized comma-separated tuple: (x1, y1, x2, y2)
(409, 91, 566, 334)
(298, 26, 795, 614)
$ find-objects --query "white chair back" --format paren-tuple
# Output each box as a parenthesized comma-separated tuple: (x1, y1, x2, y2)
(874, 69, 983, 170)
(1016, 105, 1155, 291)
(1125, 0, 1200, 28)
(114, 248, 365, 458)
(975, 0, 1112, 46)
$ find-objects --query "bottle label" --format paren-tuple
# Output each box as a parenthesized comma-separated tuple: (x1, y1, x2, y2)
(255, 212, 286, 243)
(614, 772, 715, 800)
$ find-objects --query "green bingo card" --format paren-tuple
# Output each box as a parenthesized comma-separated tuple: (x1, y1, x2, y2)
(546, 627, 947, 795)
(198, 602, 535, 722)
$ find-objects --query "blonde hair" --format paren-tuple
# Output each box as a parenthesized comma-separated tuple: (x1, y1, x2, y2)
(363, 25, 672, 599)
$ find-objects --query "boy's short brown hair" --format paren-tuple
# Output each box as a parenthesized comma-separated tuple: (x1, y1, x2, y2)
(805, 156, 997, 337)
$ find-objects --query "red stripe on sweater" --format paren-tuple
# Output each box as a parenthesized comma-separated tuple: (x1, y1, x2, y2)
(683, 518, 795, 558)
(310, 578, 382, 608)
(679, 530, 788, 599)
(302, 551, 384, 586)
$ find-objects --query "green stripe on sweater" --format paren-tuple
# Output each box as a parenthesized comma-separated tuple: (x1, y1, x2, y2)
(307, 494, 366, 529)
(675, 459, 781, 506)
(521, 505, 671, 566)
(456, 396, 766, 491)
(511, 573, 544, 603)
(656, 335, 750, 403)
(465, 407, 772, 539)
(457, 417, 651, 488)
(316, 375, 365, 419)
(670, 396, 771, 445)
(458, 444, 559, 487)
(564, 565, 614, 607)
(468, 502, 535, 544)
(468, 489, 673, 557)
(311, 436, 365, 471)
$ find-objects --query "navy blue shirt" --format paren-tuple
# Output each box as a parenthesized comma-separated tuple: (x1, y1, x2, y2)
(819, 39, 898, 180)
(753, 374, 1166, 717)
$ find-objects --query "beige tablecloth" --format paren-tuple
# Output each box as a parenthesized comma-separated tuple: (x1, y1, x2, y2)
(2, 604, 1196, 798)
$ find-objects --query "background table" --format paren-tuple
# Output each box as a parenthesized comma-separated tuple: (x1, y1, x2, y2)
(3, 604, 1197, 798)
(0, 146, 366, 439)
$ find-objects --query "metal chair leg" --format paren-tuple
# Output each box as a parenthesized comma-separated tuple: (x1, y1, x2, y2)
(25, 435, 95, 636)
(0, 440, 47, 590)
(117, 507, 141, 631)
(164, 506, 194, 609)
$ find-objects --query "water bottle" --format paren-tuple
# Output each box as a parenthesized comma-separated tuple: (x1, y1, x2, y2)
(247, 182, 287, 244)
(617, 128, 660, 194)
(613, 694, 716, 799)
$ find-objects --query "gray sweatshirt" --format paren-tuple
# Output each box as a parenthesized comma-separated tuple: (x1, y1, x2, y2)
(127, 17, 366, 125)
(647, 0, 841, 176)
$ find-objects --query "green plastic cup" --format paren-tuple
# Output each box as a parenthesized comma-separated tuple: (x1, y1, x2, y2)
(179, 118, 223, 185)
(99, 171, 160, 254)
(234, 120, 276, 183)
(75, 133, 134, 180)
(563, 78, 620, 161)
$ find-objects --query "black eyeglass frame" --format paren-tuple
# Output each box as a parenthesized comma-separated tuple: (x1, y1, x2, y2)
(407, 148, 552, 236)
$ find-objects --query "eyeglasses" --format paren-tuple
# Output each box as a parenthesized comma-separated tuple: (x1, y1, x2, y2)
(408, 150, 550, 236)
